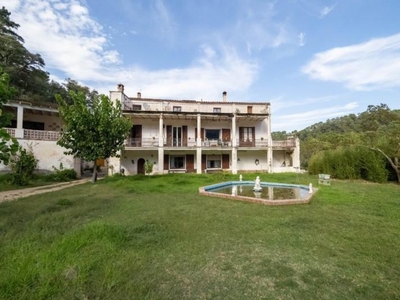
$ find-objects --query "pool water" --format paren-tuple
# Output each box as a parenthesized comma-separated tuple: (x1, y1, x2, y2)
(206, 182, 309, 200)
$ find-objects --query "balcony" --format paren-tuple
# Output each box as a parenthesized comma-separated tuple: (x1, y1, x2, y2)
(202, 139, 231, 148)
(24, 129, 61, 141)
(237, 139, 269, 148)
(3, 128, 61, 141)
(125, 138, 196, 148)
(272, 140, 296, 149)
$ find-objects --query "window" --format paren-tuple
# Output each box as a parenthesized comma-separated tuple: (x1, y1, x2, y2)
(242, 127, 253, 141)
(207, 155, 221, 169)
(132, 105, 141, 111)
(247, 106, 253, 113)
(173, 106, 182, 112)
(205, 129, 220, 140)
(170, 156, 185, 169)
(172, 126, 182, 146)
(213, 107, 221, 113)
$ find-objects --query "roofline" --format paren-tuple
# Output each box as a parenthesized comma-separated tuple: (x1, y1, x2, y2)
(127, 97, 270, 105)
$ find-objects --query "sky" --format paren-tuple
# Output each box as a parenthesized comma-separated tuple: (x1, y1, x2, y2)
(3, 0, 400, 132)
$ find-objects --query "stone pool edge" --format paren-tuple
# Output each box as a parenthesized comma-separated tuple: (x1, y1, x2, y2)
(199, 181, 318, 206)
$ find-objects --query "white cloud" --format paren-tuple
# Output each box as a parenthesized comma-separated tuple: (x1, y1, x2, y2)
(110, 46, 258, 100)
(273, 102, 358, 131)
(6, 0, 259, 101)
(319, 3, 337, 18)
(302, 33, 400, 91)
(298, 32, 306, 47)
(7, 0, 118, 81)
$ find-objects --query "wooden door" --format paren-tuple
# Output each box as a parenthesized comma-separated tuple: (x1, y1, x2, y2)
(239, 127, 255, 147)
(182, 126, 187, 146)
(166, 125, 172, 146)
(164, 154, 169, 170)
(222, 129, 230, 143)
(222, 154, 229, 169)
(202, 154, 206, 171)
(137, 158, 145, 174)
(131, 125, 142, 147)
(186, 154, 194, 172)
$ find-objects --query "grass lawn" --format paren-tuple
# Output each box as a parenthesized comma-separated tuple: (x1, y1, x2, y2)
(0, 173, 399, 299)
(0, 173, 78, 192)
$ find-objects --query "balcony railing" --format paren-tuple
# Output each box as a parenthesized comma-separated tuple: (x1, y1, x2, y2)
(164, 138, 196, 147)
(236, 139, 269, 147)
(4, 128, 15, 137)
(24, 129, 61, 141)
(272, 140, 296, 148)
(202, 139, 232, 148)
(125, 138, 159, 147)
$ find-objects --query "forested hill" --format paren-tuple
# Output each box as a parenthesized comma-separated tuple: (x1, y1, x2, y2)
(294, 106, 400, 141)
(274, 104, 400, 183)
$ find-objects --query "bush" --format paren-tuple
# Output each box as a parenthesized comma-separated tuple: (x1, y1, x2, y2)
(308, 146, 388, 183)
(144, 160, 154, 175)
(10, 147, 38, 186)
(51, 163, 77, 181)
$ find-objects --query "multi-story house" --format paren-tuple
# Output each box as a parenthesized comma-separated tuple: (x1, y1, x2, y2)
(0, 84, 300, 176)
(0, 100, 80, 174)
(108, 84, 300, 175)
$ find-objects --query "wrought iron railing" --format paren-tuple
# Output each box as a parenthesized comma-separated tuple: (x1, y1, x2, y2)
(202, 139, 232, 148)
(236, 139, 269, 147)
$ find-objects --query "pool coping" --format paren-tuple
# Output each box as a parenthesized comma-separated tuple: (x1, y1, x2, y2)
(199, 181, 318, 206)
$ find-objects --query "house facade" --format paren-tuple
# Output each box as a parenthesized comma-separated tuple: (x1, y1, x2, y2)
(108, 84, 300, 175)
(0, 100, 81, 174)
(0, 84, 300, 176)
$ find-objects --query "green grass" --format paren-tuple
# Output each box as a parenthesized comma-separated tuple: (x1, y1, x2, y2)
(0, 173, 77, 192)
(0, 173, 399, 299)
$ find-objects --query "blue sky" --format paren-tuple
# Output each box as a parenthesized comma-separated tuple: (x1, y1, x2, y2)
(4, 0, 400, 131)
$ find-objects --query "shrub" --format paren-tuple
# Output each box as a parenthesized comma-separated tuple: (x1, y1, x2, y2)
(52, 163, 77, 181)
(10, 147, 38, 186)
(144, 160, 154, 175)
(308, 146, 388, 183)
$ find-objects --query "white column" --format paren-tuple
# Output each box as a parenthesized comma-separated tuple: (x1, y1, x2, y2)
(293, 137, 300, 169)
(196, 113, 202, 174)
(231, 114, 237, 174)
(15, 105, 24, 138)
(158, 114, 164, 174)
(267, 105, 273, 173)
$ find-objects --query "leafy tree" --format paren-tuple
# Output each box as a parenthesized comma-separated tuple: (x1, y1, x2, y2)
(362, 119, 400, 183)
(0, 7, 50, 101)
(0, 68, 18, 165)
(56, 92, 132, 182)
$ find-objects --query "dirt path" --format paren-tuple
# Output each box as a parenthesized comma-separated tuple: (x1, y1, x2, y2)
(0, 179, 91, 203)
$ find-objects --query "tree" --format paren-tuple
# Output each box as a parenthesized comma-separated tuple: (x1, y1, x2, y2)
(362, 120, 400, 183)
(0, 7, 50, 101)
(0, 68, 18, 165)
(56, 91, 132, 182)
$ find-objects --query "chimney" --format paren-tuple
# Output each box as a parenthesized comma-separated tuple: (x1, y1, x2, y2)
(222, 91, 227, 102)
(117, 83, 124, 93)
(137, 92, 141, 99)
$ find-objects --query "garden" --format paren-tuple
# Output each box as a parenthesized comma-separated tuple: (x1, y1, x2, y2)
(0, 173, 399, 299)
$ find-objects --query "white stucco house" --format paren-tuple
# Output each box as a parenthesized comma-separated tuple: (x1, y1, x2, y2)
(0, 100, 81, 174)
(108, 84, 300, 175)
(0, 84, 300, 176)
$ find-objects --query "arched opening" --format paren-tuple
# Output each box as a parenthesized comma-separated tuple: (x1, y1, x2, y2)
(137, 158, 145, 175)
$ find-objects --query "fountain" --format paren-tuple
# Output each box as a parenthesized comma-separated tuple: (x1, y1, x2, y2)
(199, 178, 318, 206)
(253, 176, 262, 192)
